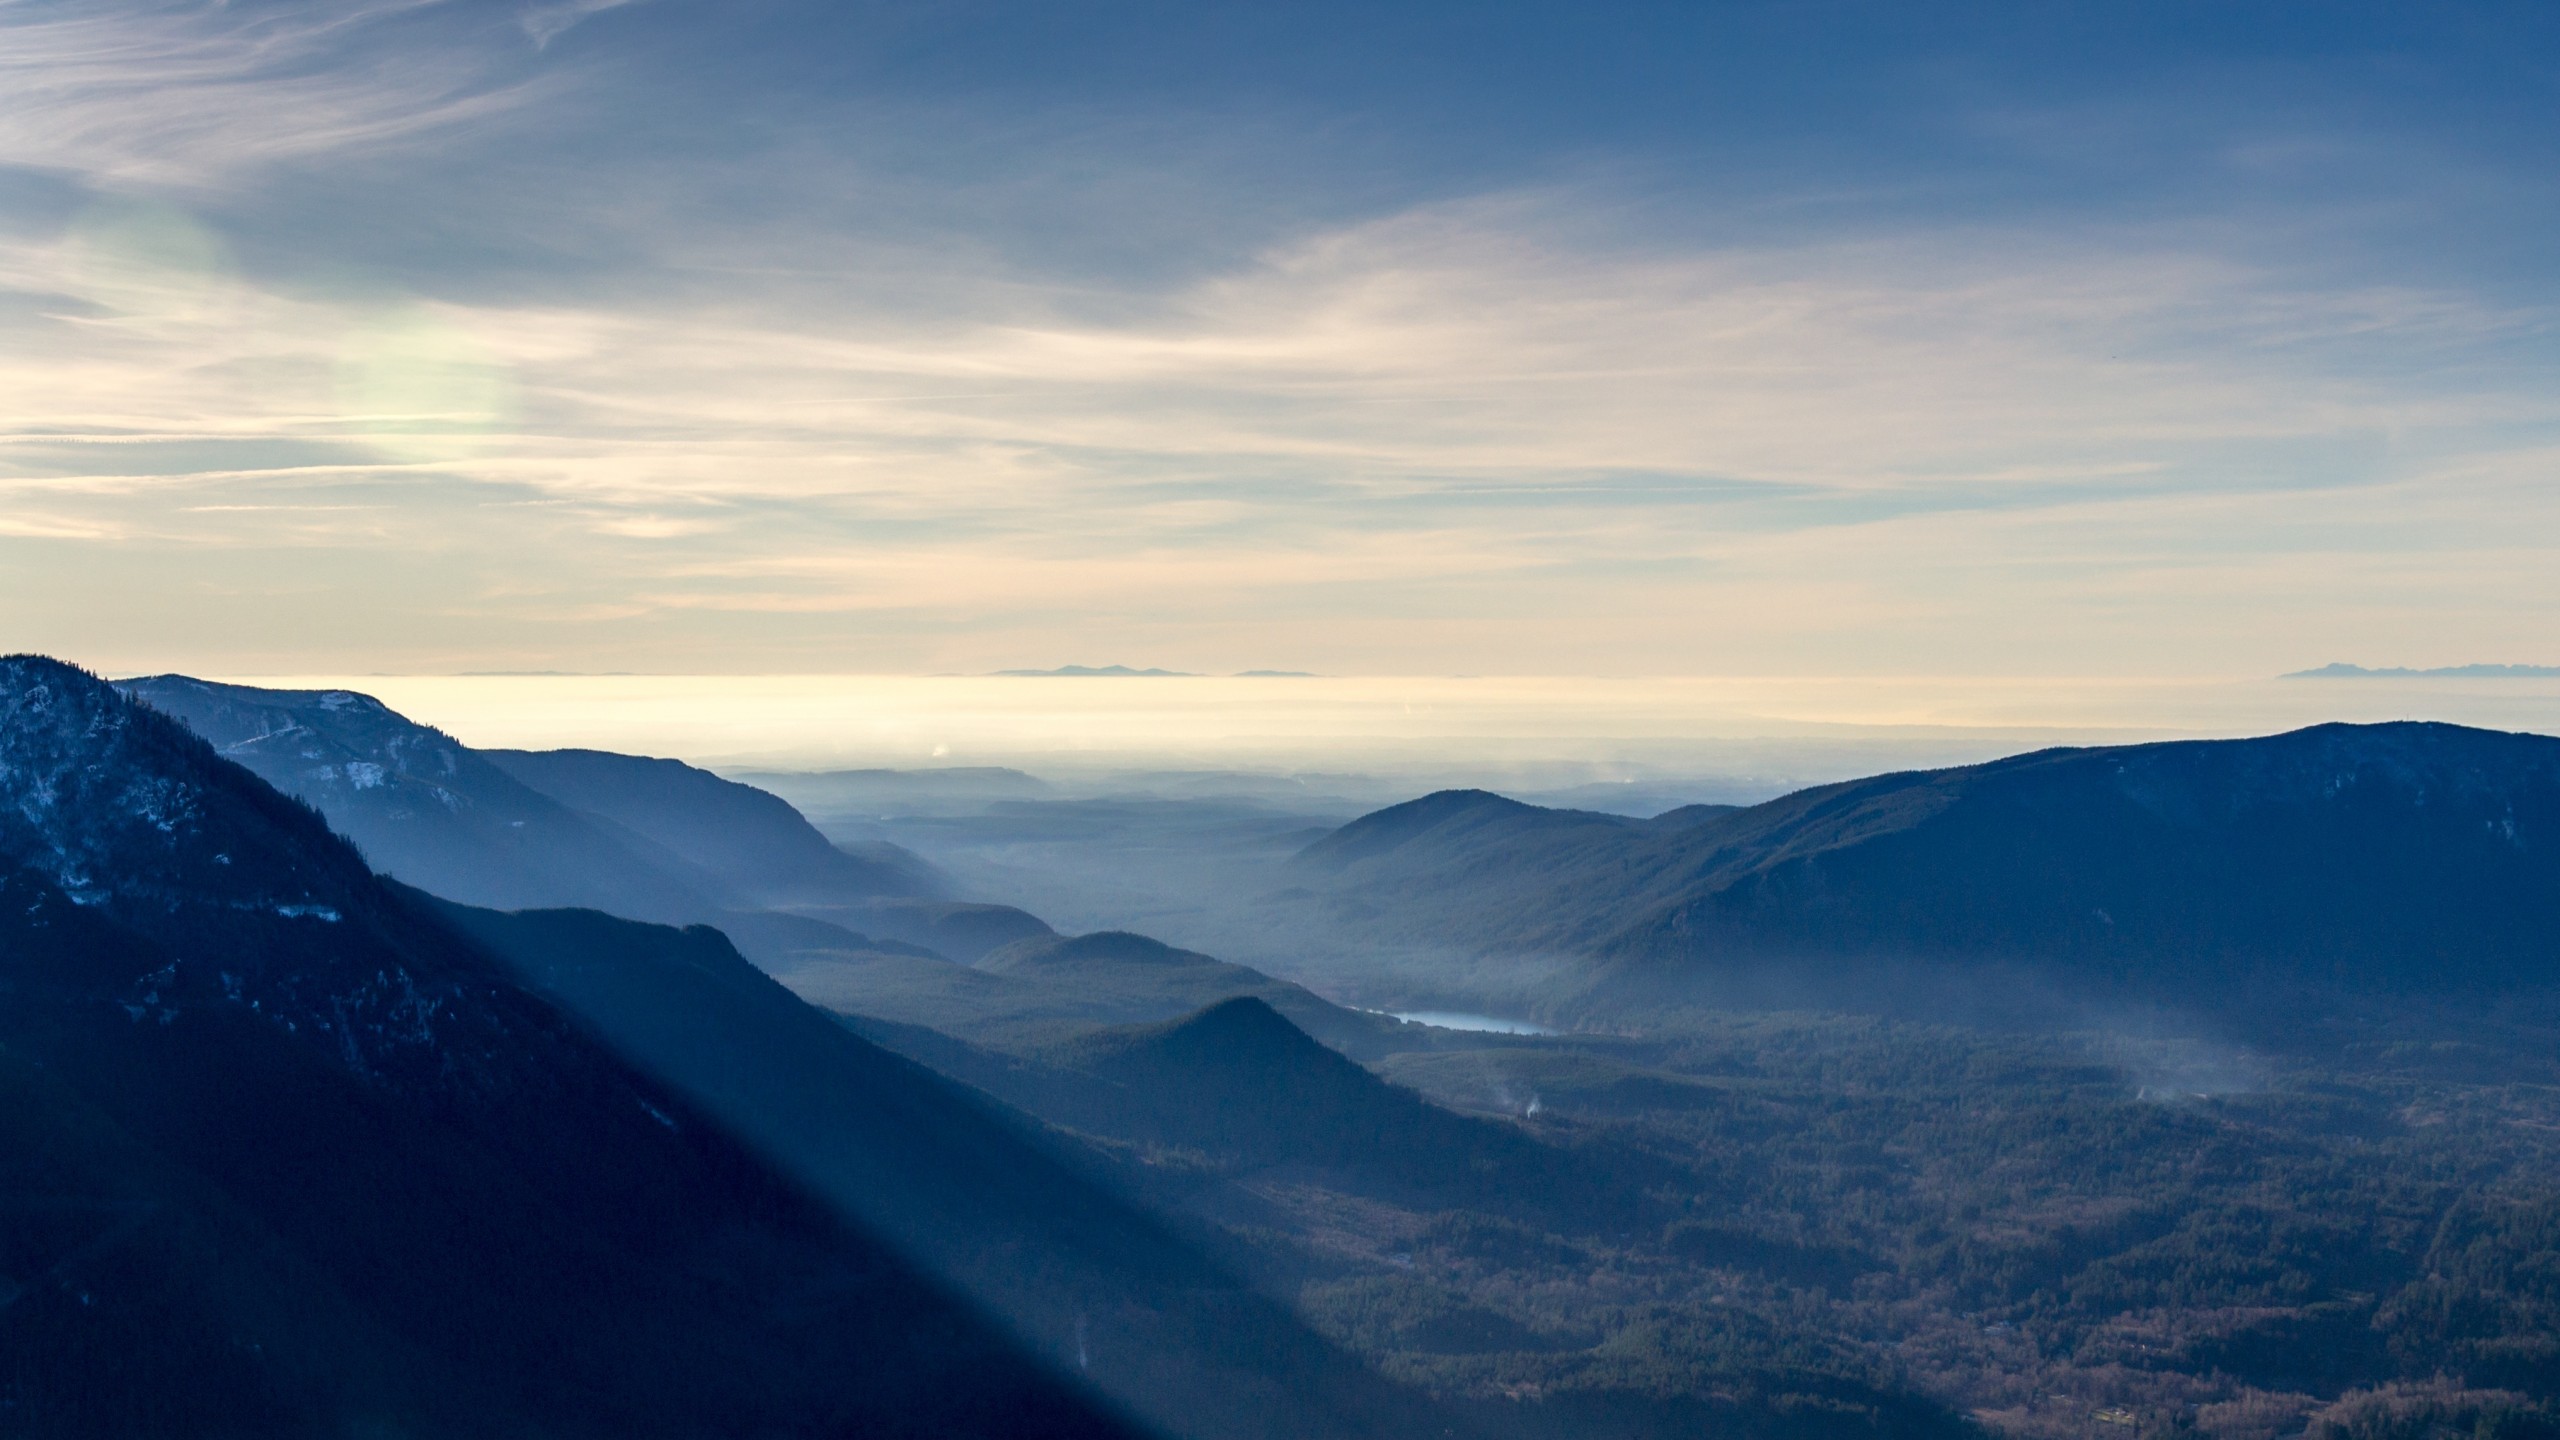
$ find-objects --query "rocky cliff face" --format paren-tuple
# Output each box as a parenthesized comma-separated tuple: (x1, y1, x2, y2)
(116, 672, 727, 923)
(0, 656, 547, 1091)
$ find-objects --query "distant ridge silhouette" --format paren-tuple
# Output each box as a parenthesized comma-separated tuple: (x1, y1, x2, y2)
(2285, 661, 2560, 678)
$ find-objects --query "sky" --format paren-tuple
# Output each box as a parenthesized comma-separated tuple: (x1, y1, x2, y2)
(223, 671, 2560, 778)
(3, 0, 2557, 681)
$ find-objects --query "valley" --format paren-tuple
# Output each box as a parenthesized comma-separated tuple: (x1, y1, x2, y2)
(11, 659, 2560, 1440)
(745, 728, 2560, 1440)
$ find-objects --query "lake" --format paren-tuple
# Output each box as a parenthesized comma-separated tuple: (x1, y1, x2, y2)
(1391, 1011, 1556, 1036)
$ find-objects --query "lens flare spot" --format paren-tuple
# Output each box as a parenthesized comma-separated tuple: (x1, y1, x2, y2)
(335, 306, 515, 461)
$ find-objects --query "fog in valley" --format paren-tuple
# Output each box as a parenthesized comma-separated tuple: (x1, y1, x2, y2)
(16, 0, 2560, 1432)
(743, 760, 1733, 1013)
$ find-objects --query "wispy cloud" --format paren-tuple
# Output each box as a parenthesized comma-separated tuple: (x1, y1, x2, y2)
(0, 0, 539, 184)
(1, 2, 2554, 677)
(518, 0, 638, 48)
(8, 182, 2553, 672)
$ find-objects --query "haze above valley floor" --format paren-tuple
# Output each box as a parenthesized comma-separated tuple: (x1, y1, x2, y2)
(184, 671, 2560, 791)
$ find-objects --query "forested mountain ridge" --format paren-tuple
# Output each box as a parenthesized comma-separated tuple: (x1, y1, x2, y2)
(116, 674, 1054, 963)
(482, 745, 942, 906)
(1292, 722, 2560, 1018)
(115, 673, 764, 923)
(0, 655, 1137, 1436)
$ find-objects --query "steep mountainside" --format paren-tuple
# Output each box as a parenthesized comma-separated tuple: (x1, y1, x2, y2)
(481, 747, 941, 904)
(1291, 723, 2560, 1018)
(116, 673, 719, 924)
(439, 902, 1438, 1440)
(0, 657, 1132, 1438)
(115, 676, 1044, 964)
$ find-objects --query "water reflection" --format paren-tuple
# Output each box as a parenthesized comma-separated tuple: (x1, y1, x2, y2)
(1391, 1011, 1555, 1035)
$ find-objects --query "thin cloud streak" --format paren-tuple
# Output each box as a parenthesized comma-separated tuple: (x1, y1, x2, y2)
(5, 183, 2558, 676)
(0, 0, 543, 184)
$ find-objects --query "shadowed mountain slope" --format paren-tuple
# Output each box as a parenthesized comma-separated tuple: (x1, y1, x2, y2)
(437, 902, 1443, 1440)
(0, 657, 1131, 1437)
(887, 997, 1667, 1230)
(1292, 723, 2560, 1019)
(481, 747, 941, 905)
(1049, 998, 1539, 1170)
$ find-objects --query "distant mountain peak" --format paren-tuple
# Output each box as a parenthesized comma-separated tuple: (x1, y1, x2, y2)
(1148, 993, 1303, 1046)
(1059, 995, 1333, 1076)
(1060, 995, 1372, 1113)
(1295, 788, 1549, 869)
(981, 929, 1198, 971)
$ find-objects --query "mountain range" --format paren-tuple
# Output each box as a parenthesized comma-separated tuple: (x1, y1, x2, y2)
(0, 657, 1139, 1437)
(1288, 722, 2560, 1024)
(36, 655, 2560, 1438)
(118, 675, 1385, 1061)
(116, 675, 1050, 963)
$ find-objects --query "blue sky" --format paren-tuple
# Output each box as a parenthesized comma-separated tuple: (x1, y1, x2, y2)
(1, 0, 2555, 677)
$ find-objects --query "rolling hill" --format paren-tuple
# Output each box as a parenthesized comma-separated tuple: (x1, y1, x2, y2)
(774, 927, 1409, 1056)
(849, 994, 1664, 1238)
